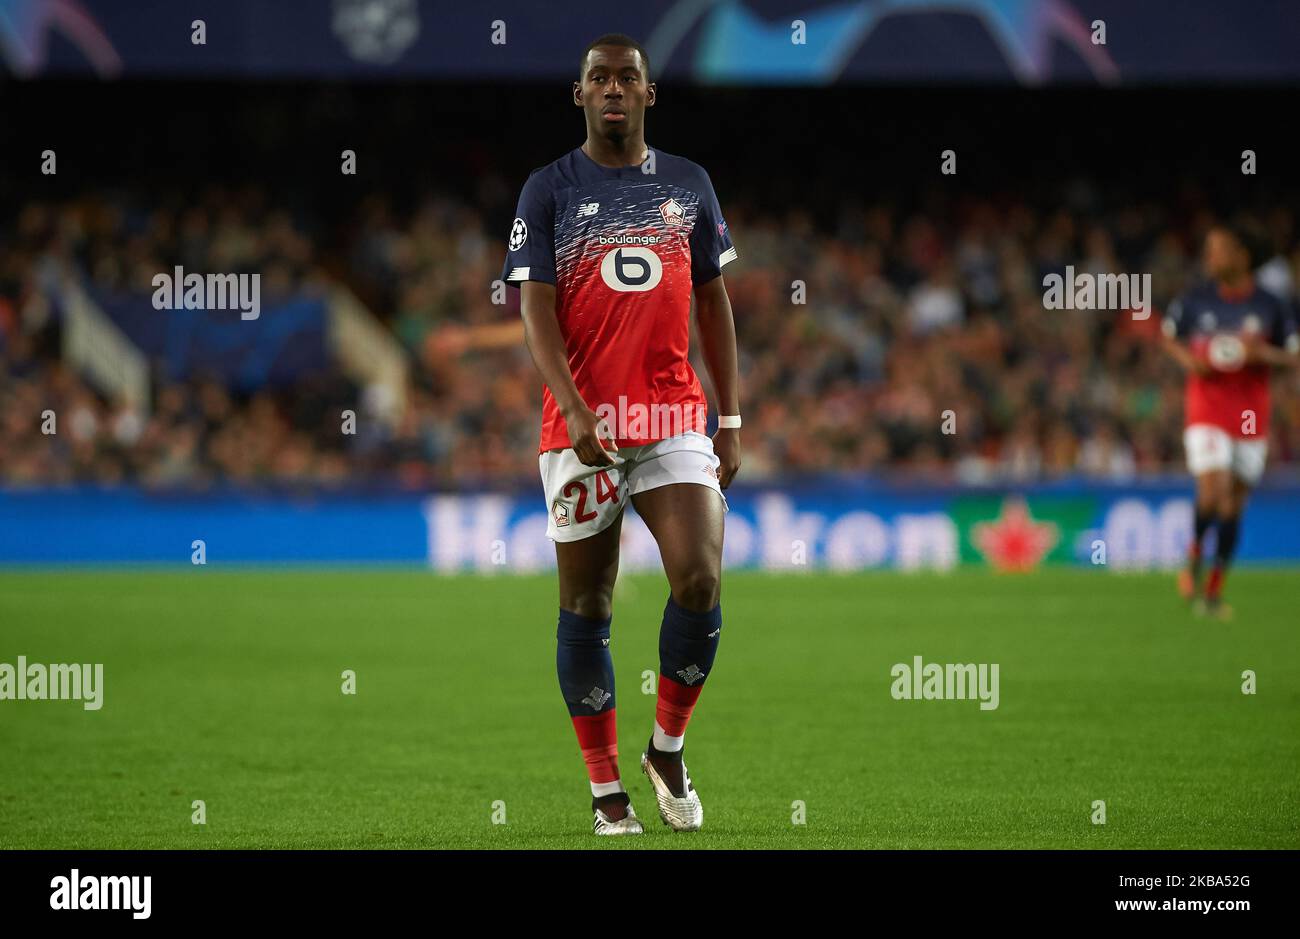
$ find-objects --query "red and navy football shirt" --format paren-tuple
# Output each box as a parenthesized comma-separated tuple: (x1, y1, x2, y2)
(1163, 283, 1299, 436)
(502, 146, 738, 453)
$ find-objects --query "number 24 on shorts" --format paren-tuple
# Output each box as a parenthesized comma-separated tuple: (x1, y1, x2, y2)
(563, 469, 620, 523)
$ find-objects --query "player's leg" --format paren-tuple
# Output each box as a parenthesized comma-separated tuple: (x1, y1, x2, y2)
(1203, 439, 1266, 618)
(628, 435, 726, 831)
(633, 481, 725, 740)
(1181, 425, 1232, 602)
(1183, 468, 1228, 600)
(541, 449, 641, 833)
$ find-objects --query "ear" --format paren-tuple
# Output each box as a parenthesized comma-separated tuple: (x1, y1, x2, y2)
(646, 82, 657, 107)
(573, 81, 583, 107)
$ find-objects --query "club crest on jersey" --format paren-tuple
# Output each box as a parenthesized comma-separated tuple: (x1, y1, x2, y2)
(508, 218, 527, 251)
(659, 197, 685, 227)
(552, 500, 569, 528)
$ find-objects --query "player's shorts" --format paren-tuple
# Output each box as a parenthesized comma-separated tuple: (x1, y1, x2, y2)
(1183, 423, 1268, 485)
(539, 431, 728, 542)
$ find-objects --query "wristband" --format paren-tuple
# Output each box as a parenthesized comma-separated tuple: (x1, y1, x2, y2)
(717, 415, 742, 429)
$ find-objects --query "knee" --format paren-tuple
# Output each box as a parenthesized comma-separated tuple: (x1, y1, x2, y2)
(1216, 490, 1238, 519)
(562, 586, 614, 621)
(673, 568, 720, 612)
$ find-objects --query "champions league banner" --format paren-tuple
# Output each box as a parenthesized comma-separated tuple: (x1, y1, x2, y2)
(5, 0, 1299, 84)
(3, 481, 1298, 568)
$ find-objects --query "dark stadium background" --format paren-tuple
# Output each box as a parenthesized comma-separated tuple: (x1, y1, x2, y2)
(6, 81, 1300, 490)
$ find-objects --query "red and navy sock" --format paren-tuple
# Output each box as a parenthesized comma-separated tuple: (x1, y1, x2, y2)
(556, 608, 622, 797)
(1207, 514, 1241, 602)
(652, 595, 721, 753)
(1190, 507, 1215, 577)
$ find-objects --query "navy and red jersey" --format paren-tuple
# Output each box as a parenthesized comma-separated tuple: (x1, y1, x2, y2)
(501, 146, 738, 453)
(1163, 282, 1299, 436)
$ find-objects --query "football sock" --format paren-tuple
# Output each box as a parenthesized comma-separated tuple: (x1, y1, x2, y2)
(1215, 515, 1240, 566)
(1205, 566, 1224, 602)
(1190, 508, 1215, 576)
(556, 608, 621, 797)
(1208, 515, 1241, 601)
(592, 791, 631, 821)
(654, 595, 721, 751)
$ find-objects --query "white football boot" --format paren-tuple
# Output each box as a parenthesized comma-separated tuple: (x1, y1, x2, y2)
(641, 743, 703, 832)
(592, 794, 644, 835)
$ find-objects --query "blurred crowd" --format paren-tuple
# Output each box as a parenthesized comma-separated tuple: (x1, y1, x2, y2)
(3, 181, 1300, 488)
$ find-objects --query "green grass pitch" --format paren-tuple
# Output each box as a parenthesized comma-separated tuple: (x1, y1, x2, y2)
(1, 569, 1296, 849)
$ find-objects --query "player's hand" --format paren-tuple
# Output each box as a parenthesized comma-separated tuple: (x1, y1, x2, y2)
(1188, 345, 1214, 376)
(713, 427, 741, 489)
(564, 405, 618, 467)
(1242, 335, 1269, 366)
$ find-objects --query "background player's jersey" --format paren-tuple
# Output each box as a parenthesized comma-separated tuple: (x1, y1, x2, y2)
(1163, 283, 1299, 437)
(502, 146, 737, 452)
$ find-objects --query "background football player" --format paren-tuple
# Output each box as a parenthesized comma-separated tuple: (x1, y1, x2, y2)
(1163, 223, 1300, 617)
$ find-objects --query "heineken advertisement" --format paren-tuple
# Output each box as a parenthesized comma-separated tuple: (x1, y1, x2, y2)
(3, 482, 1298, 569)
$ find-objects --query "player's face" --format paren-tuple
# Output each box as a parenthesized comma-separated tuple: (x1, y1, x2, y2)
(574, 46, 654, 140)
(1204, 229, 1246, 280)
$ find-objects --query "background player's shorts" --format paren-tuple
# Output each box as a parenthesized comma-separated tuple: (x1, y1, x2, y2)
(539, 431, 728, 542)
(1184, 423, 1268, 485)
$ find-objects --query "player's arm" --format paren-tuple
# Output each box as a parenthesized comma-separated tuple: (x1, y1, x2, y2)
(1162, 335, 1211, 375)
(1160, 298, 1211, 375)
(1245, 304, 1300, 368)
(428, 320, 524, 358)
(519, 280, 615, 467)
(694, 274, 741, 488)
(1245, 339, 1300, 368)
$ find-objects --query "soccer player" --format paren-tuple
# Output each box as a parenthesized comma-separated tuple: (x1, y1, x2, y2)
(1162, 223, 1299, 618)
(501, 34, 741, 834)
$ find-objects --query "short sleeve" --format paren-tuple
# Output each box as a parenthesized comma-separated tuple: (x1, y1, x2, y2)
(689, 169, 738, 286)
(1161, 294, 1190, 340)
(501, 169, 556, 289)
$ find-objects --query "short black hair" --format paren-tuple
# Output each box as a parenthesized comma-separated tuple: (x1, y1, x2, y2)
(1219, 219, 1269, 269)
(579, 33, 651, 82)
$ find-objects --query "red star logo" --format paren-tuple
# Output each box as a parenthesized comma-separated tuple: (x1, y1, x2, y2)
(971, 496, 1059, 572)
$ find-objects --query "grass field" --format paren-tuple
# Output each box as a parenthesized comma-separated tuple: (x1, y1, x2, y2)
(1, 569, 1296, 849)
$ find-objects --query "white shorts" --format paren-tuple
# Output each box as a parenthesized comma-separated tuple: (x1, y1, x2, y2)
(1184, 423, 1268, 485)
(539, 431, 728, 542)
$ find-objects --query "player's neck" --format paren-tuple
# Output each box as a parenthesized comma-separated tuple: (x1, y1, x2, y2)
(1216, 274, 1254, 301)
(582, 134, 648, 169)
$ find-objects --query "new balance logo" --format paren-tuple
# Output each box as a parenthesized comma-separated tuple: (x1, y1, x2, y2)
(582, 686, 611, 710)
(577, 202, 600, 218)
(677, 665, 705, 685)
